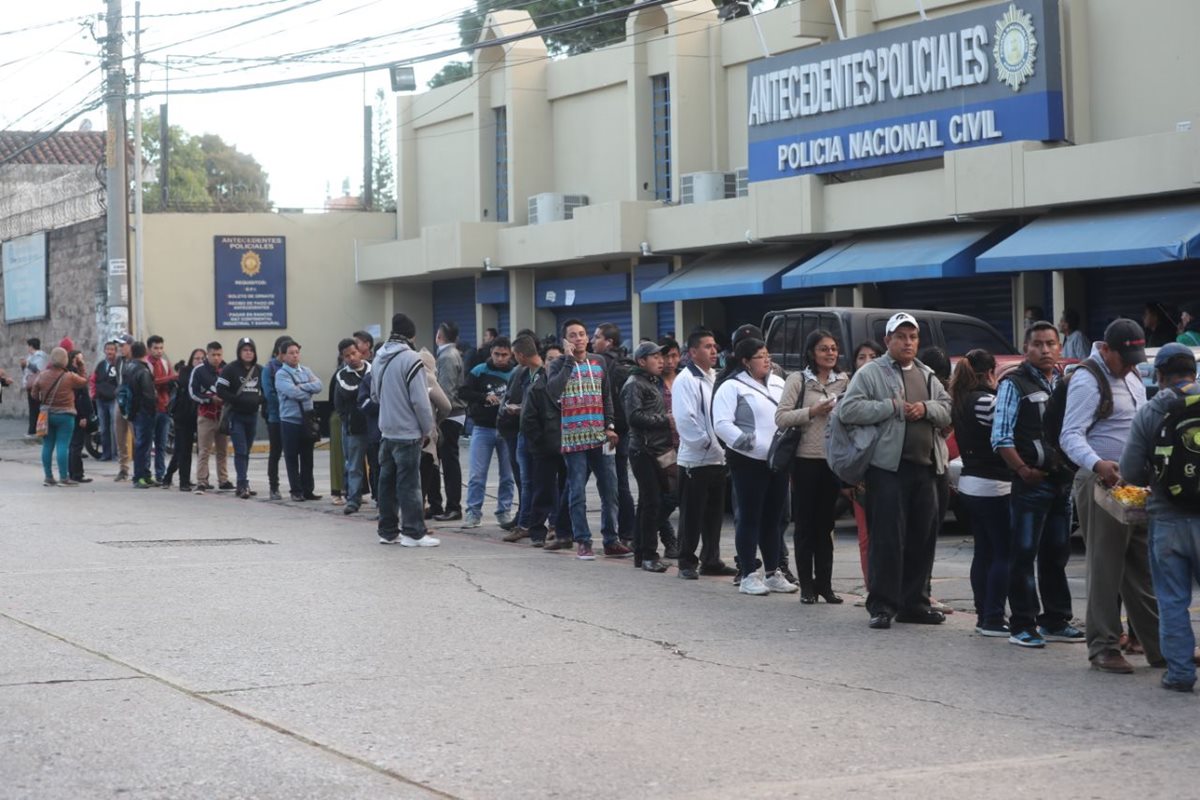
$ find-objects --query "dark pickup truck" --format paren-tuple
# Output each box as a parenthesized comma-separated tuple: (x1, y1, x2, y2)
(762, 307, 1019, 373)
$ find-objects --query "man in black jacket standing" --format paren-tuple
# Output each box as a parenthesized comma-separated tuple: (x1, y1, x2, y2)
(621, 342, 674, 572)
(593, 323, 637, 545)
(126, 342, 158, 489)
(93, 339, 119, 462)
(520, 345, 572, 548)
(216, 338, 264, 499)
(333, 337, 372, 514)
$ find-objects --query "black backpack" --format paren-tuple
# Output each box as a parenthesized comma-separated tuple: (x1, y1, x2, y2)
(1041, 360, 1112, 472)
(1151, 392, 1200, 510)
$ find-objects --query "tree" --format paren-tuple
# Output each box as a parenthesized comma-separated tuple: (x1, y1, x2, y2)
(372, 88, 396, 211)
(139, 111, 271, 212)
(458, 0, 640, 58)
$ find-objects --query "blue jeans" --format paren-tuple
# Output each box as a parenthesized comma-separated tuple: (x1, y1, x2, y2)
(465, 425, 515, 518)
(516, 434, 534, 529)
(153, 411, 171, 480)
(228, 411, 258, 489)
(564, 446, 618, 546)
(342, 421, 367, 505)
(377, 438, 426, 540)
(132, 410, 155, 482)
(41, 412, 75, 480)
(962, 493, 1013, 627)
(96, 398, 115, 460)
(1149, 516, 1200, 687)
(1008, 481, 1073, 633)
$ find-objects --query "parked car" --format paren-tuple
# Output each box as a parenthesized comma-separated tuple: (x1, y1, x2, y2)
(762, 307, 1019, 374)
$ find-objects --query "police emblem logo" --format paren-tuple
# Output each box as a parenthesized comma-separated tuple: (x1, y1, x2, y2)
(993, 4, 1038, 92)
(241, 250, 262, 277)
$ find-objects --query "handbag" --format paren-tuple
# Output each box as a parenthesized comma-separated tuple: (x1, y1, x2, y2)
(301, 407, 321, 442)
(34, 371, 68, 438)
(766, 381, 807, 473)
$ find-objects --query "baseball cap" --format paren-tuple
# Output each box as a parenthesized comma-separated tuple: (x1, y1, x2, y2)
(731, 324, 763, 347)
(116, 333, 134, 345)
(1103, 318, 1147, 365)
(1153, 342, 1195, 370)
(885, 312, 919, 335)
(633, 341, 663, 361)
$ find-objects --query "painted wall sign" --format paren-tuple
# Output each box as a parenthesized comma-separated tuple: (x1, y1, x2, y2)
(2, 232, 48, 323)
(747, 0, 1063, 180)
(214, 235, 286, 329)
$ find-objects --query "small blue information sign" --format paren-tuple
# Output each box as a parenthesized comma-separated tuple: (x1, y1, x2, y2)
(214, 235, 286, 329)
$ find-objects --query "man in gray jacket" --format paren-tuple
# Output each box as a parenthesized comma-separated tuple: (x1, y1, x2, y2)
(433, 321, 467, 521)
(373, 313, 438, 547)
(837, 312, 952, 630)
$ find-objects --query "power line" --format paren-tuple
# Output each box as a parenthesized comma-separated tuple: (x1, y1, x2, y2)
(131, 0, 295, 18)
(139, 0, 328, 58)
(0, 13, 93, 38)
(0, 95, 108, 167)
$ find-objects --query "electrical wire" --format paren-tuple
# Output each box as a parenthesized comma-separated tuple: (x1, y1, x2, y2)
(131, 0, 295, 18)
(0, 13, 92, 38)
(0, 94, 107, 167)
(139, 0, 328, 58)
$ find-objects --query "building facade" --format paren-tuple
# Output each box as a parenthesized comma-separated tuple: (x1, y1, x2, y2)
(358, 0, 1200, 351)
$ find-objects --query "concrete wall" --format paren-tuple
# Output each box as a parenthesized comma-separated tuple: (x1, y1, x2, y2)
(141, 212, 395, 388)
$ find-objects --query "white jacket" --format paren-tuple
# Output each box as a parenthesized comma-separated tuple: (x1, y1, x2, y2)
(671, 363, 725, 468)
(712, 371, 786, 462)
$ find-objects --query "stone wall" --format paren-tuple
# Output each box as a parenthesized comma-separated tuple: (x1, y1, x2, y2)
(0, 216, 107, 419)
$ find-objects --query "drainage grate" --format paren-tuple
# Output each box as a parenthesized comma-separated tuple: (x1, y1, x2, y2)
(98, 538, 275, 548)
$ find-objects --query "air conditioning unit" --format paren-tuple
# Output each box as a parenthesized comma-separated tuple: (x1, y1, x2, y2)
(680, 171, 737, 205)
(734, 168, 749, 198)
(527, 192, 588, 224)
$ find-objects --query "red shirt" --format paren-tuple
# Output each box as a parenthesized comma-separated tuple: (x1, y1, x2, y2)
(149, 355, 177, 414)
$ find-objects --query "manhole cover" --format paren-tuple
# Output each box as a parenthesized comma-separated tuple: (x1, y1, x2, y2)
(98, 538, 275, 548)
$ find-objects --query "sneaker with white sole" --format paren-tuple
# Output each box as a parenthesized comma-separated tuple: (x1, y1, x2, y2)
(400, 534, 440, 547)
(1009, 629, 1046, 648)
(739, 572, 770, 596)
(462, 514, 482, 529)
(976, 622, 1011, 638)
(1039, 623, 1085, 643)
(764, 570, 799, 593)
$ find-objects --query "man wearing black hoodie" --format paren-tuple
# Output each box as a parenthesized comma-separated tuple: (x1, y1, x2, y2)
(216, 337, 264, 498)
(126, 342, 158, 489)
(334, 337, 372, 514)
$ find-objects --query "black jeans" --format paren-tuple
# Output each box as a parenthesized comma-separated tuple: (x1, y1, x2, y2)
(229, 411, 257, 490)
(27, 393, 39, 436)
(528, 452, 571, 543)
(615, 434, 636, 540)
(728, 451, 787, 577)
(791, 457, 840, 594)
(267, 421, 282, 492)
(69, 421, 87, 480)
(420, 451, 443, 513)
(630, 450, 668, 561)
(501, 430, 521, 517)
(677, 464, 727, 570)
(864, 462, 939, 617)
(438, 419, 463, 512)
(280, 421, 314, 497)
(165, 418, 196, 486)
(367, 437, 380, 499)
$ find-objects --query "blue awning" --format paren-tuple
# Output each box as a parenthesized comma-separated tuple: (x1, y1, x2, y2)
(781, 224, 1008, 289)
(976, 200, 1200, 273)
(640, 245, 823, 302)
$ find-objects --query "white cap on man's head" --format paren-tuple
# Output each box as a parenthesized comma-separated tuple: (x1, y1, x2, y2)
(885, 312, 919, 335)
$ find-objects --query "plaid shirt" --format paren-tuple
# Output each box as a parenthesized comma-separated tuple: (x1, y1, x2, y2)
(991, 361, 1056, 451)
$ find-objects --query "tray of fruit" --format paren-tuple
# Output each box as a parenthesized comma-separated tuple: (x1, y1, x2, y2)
(1094, 484, 1150, 525)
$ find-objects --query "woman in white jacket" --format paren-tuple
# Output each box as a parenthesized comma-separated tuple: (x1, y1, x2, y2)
(712, 337, 798, 596)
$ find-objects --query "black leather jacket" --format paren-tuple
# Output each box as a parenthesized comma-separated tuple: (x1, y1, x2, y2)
(620, 368, 672, 456)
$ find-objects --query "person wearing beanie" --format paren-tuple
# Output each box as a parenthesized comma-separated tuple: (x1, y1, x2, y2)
(217, 337, 264, 498)
(31, 347, 88, 486)
(371, 313, 438, 546)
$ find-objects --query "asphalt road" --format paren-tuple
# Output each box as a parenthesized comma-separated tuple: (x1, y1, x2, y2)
(2, 431, 1198, 799)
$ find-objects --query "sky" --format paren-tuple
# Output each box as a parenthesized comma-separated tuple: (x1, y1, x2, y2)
(0, 0, 471, 209)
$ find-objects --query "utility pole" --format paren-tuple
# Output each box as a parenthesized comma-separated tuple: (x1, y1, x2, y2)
(132, 0, 145, 338)
(103, 0, 130, 337)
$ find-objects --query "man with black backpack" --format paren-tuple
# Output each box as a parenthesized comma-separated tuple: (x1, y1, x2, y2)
(1061, 318, 1159, 674)
(992, 320, 1083, 648)
(124, 342, 158, 489)
(1120, 343, 1200, 692)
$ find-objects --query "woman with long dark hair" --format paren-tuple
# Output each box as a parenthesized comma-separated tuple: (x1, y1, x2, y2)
(776, 329, 848, 603)
(948, 349, 1012, 637)
(163, 348, 205, 492)
(712, 338, 797, 596)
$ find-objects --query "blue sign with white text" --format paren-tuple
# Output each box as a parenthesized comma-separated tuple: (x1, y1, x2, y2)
(214, 235, 287, 329)
(746, 0, 1064, 181)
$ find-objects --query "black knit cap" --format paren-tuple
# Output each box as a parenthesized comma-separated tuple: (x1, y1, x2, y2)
(391, 313, 417, 338)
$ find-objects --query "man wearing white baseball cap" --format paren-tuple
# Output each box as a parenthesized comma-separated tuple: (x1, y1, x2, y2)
(837, 312, 953, 630)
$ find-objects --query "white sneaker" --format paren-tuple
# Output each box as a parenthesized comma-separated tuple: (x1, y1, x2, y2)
(462, 515, 482, 529)
(764, 570, 799, 593)
(739, 571, 769, 596)
(400, 534, 440, 547)
(497, 511, 515, 527)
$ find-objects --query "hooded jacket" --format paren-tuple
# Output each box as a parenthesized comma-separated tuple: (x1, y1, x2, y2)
(189, 358, 225, 420)
(459, 357, 516, 428)
(334, 359, 372, 435)
(216, 338, 265, 415)
(123, 359, 157, 415)
(371, 337, 434, 440)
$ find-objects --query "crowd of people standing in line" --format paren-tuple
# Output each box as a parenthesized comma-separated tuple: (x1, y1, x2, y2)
(13, 302, 1200, 693)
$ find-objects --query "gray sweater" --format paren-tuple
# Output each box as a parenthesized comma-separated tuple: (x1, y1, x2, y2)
(373, 340, 435, 440)
(836, 353, 952, 474)
(1119, 384, 1196, 520)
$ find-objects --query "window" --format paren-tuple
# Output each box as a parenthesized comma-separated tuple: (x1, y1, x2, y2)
(494, 106, 508, 223)
(940, 320, 1013, 357)
(651, 74, 671, 201)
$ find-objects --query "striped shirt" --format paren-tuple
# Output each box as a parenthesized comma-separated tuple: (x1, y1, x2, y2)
(560, 358, 608, 453)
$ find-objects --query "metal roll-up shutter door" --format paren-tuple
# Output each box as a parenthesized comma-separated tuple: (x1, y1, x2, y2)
(432, 278, 477, 345)
(881, 275, 1014, 344)
(555, 302, 633, 348)
(1084, 264, 1200, 341)
(723, 289, 827, 334)
(496, 305, 511, 338)
(657, 302, 675, 340)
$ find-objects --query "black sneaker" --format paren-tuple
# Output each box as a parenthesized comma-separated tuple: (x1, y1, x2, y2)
(179, 483, 195, 492)
(218, 481, 235, 491)
(291, 493, 305, 502)
(433, 509, 462, 522)
(269, 490, 282, 501)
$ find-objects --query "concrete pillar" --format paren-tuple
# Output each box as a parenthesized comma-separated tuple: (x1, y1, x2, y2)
(854, 283, 882, 308)
(1013, 271, 1047, 346)
(394, 282, 433, 344)
(510, 268, 537, 334)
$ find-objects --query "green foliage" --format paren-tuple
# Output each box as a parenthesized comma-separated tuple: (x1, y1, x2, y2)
(427, 61, 472, 90)
(140, 111, 271, 212)
(372, 89, 396, 211)
(459, 0, 638, 57)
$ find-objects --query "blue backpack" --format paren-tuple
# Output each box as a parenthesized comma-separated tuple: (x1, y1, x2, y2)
(116, 381, 136, 420)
